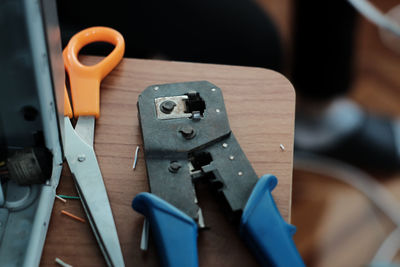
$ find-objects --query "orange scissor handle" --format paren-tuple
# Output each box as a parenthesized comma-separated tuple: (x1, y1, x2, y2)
(63, 27, 125, 118)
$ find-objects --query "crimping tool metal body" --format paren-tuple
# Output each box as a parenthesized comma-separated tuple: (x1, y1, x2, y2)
(132, 81, 304, 267)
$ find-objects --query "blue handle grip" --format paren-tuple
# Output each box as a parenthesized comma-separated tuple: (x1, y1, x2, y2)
(132, 193, 199, 267)
(240, 175, 305, 267)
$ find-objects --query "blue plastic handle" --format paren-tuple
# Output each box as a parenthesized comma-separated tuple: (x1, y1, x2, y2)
(132, 193, 199, 267)
(240, 174, 305, 267)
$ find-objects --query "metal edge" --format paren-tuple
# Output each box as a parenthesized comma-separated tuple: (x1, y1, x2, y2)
(21, 0, 64, 265)
(23, 164, 62, 267)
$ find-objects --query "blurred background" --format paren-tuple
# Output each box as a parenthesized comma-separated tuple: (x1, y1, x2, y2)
(257, 0, 400, 266)
(58, 0, 400, 266)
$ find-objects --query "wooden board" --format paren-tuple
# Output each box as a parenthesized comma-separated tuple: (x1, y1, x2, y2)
(40, 57, 295, 267)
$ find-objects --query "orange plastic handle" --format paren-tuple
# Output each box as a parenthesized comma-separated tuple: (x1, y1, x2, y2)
(63, 27, 125, 118)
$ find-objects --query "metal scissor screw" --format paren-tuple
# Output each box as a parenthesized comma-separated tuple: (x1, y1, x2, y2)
(77, 155, 86, 162)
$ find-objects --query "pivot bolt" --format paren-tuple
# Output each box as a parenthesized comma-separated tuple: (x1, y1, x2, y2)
(169, 161, 181, 173)
(179, 125, 196, 139)
(160, 100, 176, 114)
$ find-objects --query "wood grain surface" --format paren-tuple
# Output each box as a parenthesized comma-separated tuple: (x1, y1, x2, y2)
(40, 57, 295, 267)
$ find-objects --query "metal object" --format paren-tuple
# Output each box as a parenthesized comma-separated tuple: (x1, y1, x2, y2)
(197, 208, 205, 228)
(64, 117, 124, 266)
(192, 111, 201, 121)
(179, 125, 196, 139)
(137, 81, 259, 221)
(55, 257, 72, 267)
(168, 161, 181, 173)
(7, 147, 53, 185)
(0, 0, 64, 265)
(155, 95, 191, 120)
(160, 100, 176, 114)
(63, 27, 125, 267)
(154, 91, 206, 121)
(0, 183, 4, 206)
(132, 146, 140, 170)
(133, 81, 305, 267)
(74, 116, 95, 145)
(140, 219, 149, 251)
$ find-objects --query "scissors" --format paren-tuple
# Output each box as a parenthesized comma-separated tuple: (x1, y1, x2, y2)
(63, 27, 125, 267)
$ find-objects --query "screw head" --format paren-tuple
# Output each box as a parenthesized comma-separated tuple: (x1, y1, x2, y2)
(169, 161, 181, 173)
(179, 125, 196, 139)
(238, 171, 243, 176)
(77, 155, 86, 162)
(222, 143, 228, 148)
(160, 100, 176, 114)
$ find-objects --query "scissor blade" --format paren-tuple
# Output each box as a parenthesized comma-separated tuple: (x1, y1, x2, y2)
(64, 117, 125, 267)
(75, 116, 95, 146)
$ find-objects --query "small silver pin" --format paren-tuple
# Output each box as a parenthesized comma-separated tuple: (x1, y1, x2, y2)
(280, 144, 285, 151)
(133, 146, 140, 170)
(55, 257, 73, 267)
(140, 219, 150, 251)
(197, 208, 206, 229)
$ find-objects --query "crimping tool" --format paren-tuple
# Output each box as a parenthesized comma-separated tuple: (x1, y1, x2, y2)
(132, 81, 304, 267)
